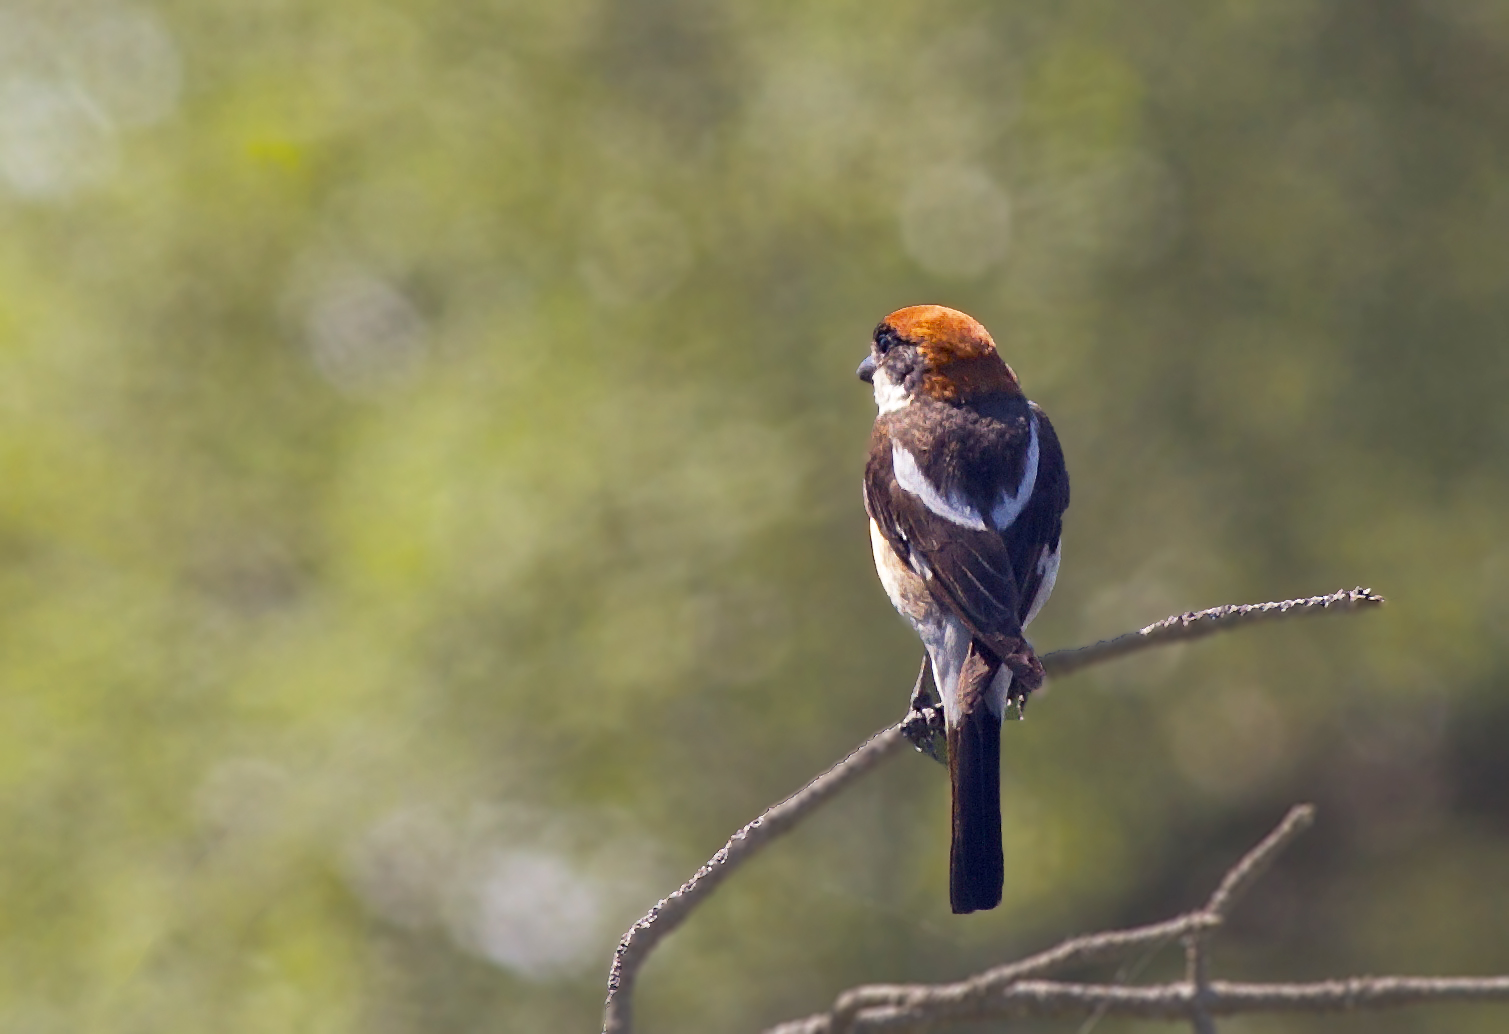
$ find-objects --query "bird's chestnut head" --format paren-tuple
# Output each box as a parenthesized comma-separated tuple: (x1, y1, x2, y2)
(857, 305, 1020, 411)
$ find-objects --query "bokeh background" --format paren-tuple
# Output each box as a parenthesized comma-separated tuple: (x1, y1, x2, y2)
(2, 1, 1508, 1031)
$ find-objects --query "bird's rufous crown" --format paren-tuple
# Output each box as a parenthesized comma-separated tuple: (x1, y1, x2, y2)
(878, 305, 1021, 402)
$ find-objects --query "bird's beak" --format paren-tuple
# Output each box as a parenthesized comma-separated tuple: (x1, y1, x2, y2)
(856, 354, 877, 383)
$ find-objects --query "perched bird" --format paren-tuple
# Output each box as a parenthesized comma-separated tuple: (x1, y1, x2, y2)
(858, 305, 1069, 914)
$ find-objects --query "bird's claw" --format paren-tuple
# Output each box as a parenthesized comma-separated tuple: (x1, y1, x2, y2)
(901, 704, 947, 764)
(1003, 645, 1045, 693)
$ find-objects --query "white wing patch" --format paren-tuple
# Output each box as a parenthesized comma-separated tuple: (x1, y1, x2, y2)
(1022, 542, 1061, 628)
(892, 413, 1042, 534)
(989, 413, 1039, 532)
(891, 443, 988, 530)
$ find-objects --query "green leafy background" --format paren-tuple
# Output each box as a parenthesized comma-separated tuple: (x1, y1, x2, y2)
(1, 1, 1506, 1031)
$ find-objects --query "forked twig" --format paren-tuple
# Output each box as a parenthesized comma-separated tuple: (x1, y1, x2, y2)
(602, 590, 1384, 1034)
(771, 976, 1509, 1031)
(769, 804, 1509, 1033)
(1183, 804, 1315, 1033)
(791, 805, 1314, 1034)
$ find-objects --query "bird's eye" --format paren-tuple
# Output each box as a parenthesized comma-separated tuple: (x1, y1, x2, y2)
(873, 325, 900, 355)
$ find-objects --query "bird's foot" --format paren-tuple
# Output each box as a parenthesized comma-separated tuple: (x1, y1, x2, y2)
(1002, 641, 1045, 693)
(901, 654, 947, 763)
(1001, 640, 1044, 720)
(901, 704, 947, 764)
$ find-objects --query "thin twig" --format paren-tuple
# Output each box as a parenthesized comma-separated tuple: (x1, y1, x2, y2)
(1075, 935, 1173, 1034)
(827, 912, 1221, 1034)
(603, 591, 1382, 1034)
(1184, 935, 1216, 1034)
(767, 804, 1509, 1033)
(1041, 588, 1383, 679)
(1182, 803, 1316, 1033)
(786, 806, 1316, 1034)
(602, 726, 908, 1034)
(1203, 804, 1314, 917)
(785, 976, 1509, 1030)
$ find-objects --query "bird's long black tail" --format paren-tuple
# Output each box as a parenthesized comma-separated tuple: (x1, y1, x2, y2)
(947, 643, 1004, 914)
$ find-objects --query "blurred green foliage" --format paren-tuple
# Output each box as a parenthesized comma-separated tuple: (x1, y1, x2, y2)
(1, 0, 1507, 1031)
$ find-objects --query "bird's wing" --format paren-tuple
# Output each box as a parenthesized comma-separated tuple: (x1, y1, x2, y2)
(1001, 405, 1069, 627)
(864, 430, 1038, 677)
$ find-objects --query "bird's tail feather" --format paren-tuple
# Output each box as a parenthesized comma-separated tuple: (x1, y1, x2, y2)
(947, 644, 1004, 914)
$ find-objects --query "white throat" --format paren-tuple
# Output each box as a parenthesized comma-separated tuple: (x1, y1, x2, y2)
(871, 367, 909, 414)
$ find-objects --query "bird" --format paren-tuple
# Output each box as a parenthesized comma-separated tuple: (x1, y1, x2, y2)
(858, 304, 1069, 914)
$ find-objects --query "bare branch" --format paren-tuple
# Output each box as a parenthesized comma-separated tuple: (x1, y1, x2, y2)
(603, 590, 1383, 1034)
(1184, 803, 1315, 1031)
(826, 912, 1220, 1034)
(1041, 588, 1384, 679)
(1184, 936, 1216, 1034)
(1203, 803, 1314, 917)
(602, 725, 909, 1034)
(790, 976, 1509, 1030)
(827, 802, 1318, 1033)
(768, 804, 1509, 1033)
